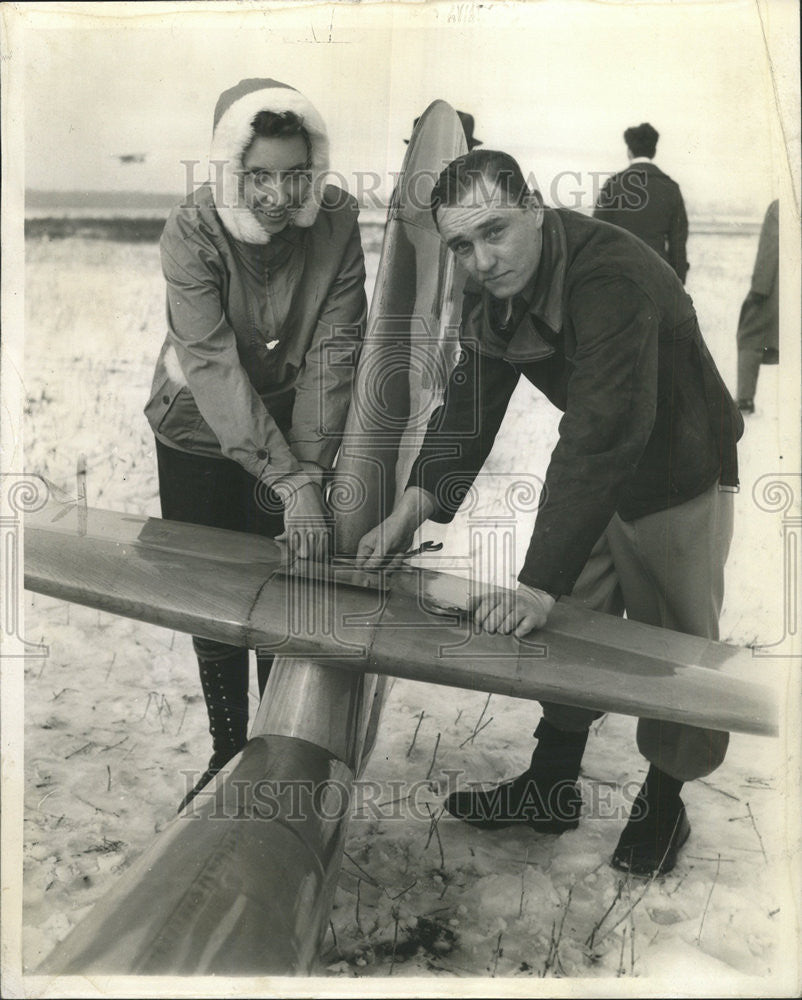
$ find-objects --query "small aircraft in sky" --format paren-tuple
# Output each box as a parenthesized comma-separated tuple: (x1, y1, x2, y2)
(114, 152, 147, 164)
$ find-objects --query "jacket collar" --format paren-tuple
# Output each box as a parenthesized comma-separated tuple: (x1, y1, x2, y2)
(466, 207, 567, 363)
(523, 207, 566, 334)
(495, 207, 565, 361)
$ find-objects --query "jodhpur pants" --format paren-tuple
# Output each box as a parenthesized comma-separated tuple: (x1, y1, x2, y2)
(155, 437, 284, 703)
(541, 482, 734, 782)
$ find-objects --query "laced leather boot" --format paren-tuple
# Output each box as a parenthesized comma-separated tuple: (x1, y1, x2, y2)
(178, 648, 250, 813)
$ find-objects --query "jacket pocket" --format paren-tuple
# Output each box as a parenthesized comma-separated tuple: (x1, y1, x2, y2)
(144, 373, 177, 433)
(665, 351, 720, 497)
(144, 376, 205, 449)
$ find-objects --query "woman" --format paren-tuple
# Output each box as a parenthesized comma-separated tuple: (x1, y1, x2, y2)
(145, 78, 366, 805)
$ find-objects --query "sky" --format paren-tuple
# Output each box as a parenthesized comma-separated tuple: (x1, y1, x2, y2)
(17, 0, 799, 219)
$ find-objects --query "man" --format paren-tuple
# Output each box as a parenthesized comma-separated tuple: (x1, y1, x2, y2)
(594, 122, 689, 283)
(736, 199, 780, 413)
(357, 150, 743, 877)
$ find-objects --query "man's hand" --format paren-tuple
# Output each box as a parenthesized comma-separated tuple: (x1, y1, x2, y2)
(468, 583, 555, 638)
(356, 510, 417, 570)
(279, 482, 331, 561)
(356, 487, 436, 570)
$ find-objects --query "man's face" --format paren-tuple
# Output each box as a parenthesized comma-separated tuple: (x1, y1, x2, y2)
(436, 180, 544, 299)
(240, 134, 311, 235)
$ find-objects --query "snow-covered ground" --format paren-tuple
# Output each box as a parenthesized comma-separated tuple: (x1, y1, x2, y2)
(16, 223, 801, 993)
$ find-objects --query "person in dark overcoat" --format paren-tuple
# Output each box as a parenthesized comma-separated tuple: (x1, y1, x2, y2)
(594, 123, 689, 284)
(357, 149, 744, 878)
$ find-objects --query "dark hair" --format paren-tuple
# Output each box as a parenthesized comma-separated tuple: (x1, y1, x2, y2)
(246, 110, 311, 161)
(430, 149, 533, 225)
(624, 123, 659, 159)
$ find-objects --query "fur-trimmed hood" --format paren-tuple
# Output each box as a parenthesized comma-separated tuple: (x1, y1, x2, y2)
(209, 78, 329, 245)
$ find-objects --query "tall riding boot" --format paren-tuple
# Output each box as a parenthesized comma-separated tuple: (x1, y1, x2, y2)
(178, 647, 250, 812)
(444, 719, 588, 833)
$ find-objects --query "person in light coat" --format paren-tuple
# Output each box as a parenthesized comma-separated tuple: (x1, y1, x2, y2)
(736, 199, 779, 412)
(145, 78, 366, 807)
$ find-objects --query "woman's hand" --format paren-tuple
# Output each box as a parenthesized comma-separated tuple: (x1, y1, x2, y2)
(280, 482, 332, 561)
(468, 584, 555, 639)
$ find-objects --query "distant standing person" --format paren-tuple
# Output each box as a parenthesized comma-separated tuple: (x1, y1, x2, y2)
(594, 123, 689, 283)
(736, 200, 779, 413)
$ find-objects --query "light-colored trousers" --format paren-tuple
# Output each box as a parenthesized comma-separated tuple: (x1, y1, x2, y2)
(541, 482, 734, 781)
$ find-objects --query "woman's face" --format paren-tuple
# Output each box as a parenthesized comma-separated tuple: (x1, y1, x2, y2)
(240, 134, 311, 234)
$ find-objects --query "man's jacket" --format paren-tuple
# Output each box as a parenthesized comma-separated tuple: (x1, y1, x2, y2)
(594, 161, 689, 283)
(408, 208, 743, 597)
